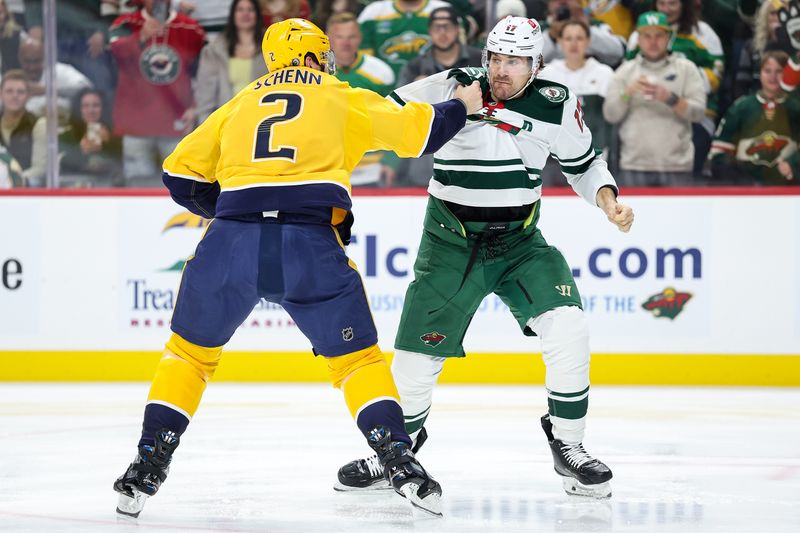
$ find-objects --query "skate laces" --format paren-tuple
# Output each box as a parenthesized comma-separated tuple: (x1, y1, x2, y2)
(363, 455, 383, 478)
(561, 442, 594, 469)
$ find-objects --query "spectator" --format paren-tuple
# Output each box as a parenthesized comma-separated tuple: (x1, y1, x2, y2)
(0, 143, 23, 188)
(328, 12, 394, 95)
(24, 0, 116, 97)
(358, 0, 452, 79)
(16, 38, 93, 118)
(328, 12, 395, 187)
(311, 0, 361, 28)
(393, 5, 482, 187)
(0, 0, 23, 73)
(109, 0, 205, 186)
(0, 70, 47, 187)
(541, 0, 626, 68)
(710, 51, 799, 185)
(733, 0, 788, 99)
(627, 0, 724, 175)
(603, 11, 707, 186)
(0, 69, 45, 186)
(545, 19, 614, 152)
(259, 0, 311, 26)
(195, 0, 267, 123)
(398, 5, 482, 86)
(59, 88, 123, 187)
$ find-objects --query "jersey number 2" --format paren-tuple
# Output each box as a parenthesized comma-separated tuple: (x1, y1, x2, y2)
(253, 92, 303, 161)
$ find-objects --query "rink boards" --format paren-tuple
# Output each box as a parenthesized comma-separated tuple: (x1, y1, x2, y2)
(0, 188, 798, 384)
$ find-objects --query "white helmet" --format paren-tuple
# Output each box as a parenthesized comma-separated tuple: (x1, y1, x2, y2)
(482, 16, 544, 96)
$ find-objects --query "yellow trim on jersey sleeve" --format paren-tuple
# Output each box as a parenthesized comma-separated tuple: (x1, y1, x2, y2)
(163, 102, 227, 182)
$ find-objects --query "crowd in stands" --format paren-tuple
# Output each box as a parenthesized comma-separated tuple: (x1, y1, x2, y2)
(1, 0, 798, 189)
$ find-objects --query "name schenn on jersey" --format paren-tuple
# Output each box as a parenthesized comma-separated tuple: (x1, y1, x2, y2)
(256, 68, 323, 89)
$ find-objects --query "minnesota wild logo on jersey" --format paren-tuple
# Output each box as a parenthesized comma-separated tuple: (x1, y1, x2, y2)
(140, 44, 181, 85)
(379, 31, 430, 62)
(742, 131, 792, 166)
(539, 86, 567, 103)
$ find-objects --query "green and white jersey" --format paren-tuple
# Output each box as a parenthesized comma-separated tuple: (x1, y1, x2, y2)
(357, 0, 451, 79)
(335, 51, 396, 97)
(389, 67, 617, 208)
(710, 92, 800, 185)
(544, 58, 614, 150)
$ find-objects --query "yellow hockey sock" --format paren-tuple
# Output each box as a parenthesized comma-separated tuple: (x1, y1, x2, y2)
(326, 344, 400, 419)
(146, 333, 223, 419)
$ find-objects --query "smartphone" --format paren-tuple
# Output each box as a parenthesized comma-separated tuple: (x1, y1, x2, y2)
(152, 0, 168, 23)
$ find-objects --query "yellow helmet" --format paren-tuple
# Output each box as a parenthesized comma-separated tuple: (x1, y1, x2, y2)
(262, 18, 336, 75)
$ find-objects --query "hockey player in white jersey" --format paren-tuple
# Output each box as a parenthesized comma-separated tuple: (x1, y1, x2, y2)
(334, 16, 634, 500)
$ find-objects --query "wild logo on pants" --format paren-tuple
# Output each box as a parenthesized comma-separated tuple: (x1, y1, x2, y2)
(420, 331, 447, 347)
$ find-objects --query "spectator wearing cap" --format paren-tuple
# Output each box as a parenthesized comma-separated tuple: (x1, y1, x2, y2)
(357, 0, 452, 80)
(398, 5, 482, 86)
(603, 11, 706, 186)
(327, 12, 396, 187)
(391, 4, 482, 188)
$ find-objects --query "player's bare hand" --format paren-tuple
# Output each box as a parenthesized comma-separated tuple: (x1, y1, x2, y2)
(454, 81, 483, 115)
(606, 203, 634, 233)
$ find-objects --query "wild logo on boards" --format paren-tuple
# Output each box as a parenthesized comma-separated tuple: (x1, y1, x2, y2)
(641, 288, 692, 320)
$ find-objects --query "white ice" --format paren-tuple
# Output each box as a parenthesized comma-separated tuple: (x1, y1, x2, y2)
(0, 383, 798, 532)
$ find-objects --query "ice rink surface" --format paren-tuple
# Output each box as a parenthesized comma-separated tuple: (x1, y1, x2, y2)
(0, 383, 797, 533)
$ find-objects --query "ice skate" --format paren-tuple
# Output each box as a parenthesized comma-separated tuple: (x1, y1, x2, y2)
(113, 429, 180, 517)
(541, 414, 612, 498)
(334, 427, 428, 492)
(365, 426, 441, 516)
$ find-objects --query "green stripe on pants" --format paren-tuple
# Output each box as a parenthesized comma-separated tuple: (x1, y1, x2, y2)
(548, 396, 588, 420)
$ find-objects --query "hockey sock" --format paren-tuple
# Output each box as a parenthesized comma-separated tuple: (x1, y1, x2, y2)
(528, 306, 590, 443)
(392, 349, 445, 441)
(326, 344, 410, 445)
(139, 333, 223, 447)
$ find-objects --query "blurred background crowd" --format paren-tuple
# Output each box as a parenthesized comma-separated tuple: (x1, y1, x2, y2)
(1, 0, 798, 190)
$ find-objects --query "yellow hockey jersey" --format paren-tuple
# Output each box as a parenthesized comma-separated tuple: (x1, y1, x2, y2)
(162, 66, 438, 223)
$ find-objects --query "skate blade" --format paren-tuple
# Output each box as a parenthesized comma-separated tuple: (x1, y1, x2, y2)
(333, 480, 392, 492)
(399, 483, 443, 517)
(115, 490, 148, 518)
(562, 477, 612, 499)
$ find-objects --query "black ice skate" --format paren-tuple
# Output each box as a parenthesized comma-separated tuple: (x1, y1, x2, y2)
(113, 429, 180, 517)
(334, 427, 427, 492)
(365, 426, 441, 516)
(541, 414, 612, 498)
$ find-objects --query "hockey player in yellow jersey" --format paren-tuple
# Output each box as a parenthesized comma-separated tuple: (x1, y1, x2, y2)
(113, 18, 483, 518)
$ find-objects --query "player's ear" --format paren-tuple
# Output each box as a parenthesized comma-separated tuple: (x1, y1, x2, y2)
(304, 54, 322, 71)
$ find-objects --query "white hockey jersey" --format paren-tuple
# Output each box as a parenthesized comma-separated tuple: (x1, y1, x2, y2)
(390, 67, 617, 208)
